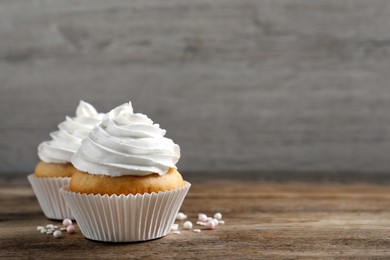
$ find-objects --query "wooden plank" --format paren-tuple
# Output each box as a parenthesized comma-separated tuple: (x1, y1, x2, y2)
(4, 170, 390, 184)
(2, 0, 390, 176)
(1, 179, 390, 258)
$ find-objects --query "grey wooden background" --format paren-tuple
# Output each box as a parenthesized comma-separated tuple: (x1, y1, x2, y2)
(1, 0, 390, 178)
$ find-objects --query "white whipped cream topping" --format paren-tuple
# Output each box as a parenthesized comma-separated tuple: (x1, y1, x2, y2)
(71, 102, 180, 176)
(38, 101, 104, 163)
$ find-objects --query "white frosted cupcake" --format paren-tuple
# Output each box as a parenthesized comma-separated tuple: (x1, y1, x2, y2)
(28, 100, 104, 220)
(61, 102, 190, 242)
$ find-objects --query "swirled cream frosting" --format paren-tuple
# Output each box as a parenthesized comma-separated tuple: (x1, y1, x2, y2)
(38, 101, 104, 163)
(71, 102, 180, 176)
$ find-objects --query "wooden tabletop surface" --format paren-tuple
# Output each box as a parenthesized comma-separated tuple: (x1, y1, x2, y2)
(1, 178, 390, 259)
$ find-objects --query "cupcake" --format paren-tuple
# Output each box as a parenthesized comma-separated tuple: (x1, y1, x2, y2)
(28, 100, 104, 220)
(60, 102, 190, 242)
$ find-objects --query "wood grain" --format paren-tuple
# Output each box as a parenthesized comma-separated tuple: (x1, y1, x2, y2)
(2, 0, 390, 176)
(1, 178, 390, 258)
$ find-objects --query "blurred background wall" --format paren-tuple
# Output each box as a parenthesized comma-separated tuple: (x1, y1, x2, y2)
(1, 0, 390, 178)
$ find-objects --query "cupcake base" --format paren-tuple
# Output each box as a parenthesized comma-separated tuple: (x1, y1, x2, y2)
(27, 174, 74, 220)
(60, 182, 191, 242)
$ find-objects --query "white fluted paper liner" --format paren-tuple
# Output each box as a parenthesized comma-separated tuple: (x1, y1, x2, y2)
(27, 174, 74, 220)
(60, 182, 191, 242)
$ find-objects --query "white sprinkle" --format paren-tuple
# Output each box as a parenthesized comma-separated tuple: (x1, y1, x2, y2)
(213, 219, 219, 226)
(48, 228, 55, 233)
(46, 224, 54, 229)
(40, 228, 47, 233)
(207, 217, 213, 221)
(36, 226, 44, 231)
(193, 229, 201, 233)
(60, 227, 67, 231)
(173, 231, 181, 234)
(171, 224, 179, 231)
(183, 221, 193, 230)
(214, 213, 222, 220)
(53, 230, 62, 238)
(218, 220, 225, 224)
(198, 213, 208, 222)
(46, 230, 54, 234)
(176, 212, 187, 220)
(52, 226, 58, 229)
(196, 221, 207, 226)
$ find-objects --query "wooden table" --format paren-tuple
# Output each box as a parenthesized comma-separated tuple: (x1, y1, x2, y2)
(1, 177, 390, 259)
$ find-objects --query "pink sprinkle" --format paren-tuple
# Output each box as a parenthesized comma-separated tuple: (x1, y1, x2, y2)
(198, 213, 208, 222)
(66, 225, 75, 234)
(206, 220, 216, 230)
(62, 219, 72, 227)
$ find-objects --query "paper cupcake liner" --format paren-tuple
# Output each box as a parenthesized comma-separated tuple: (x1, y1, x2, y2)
(60, 182, 191, 242)
(27, 174, 74, 220)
